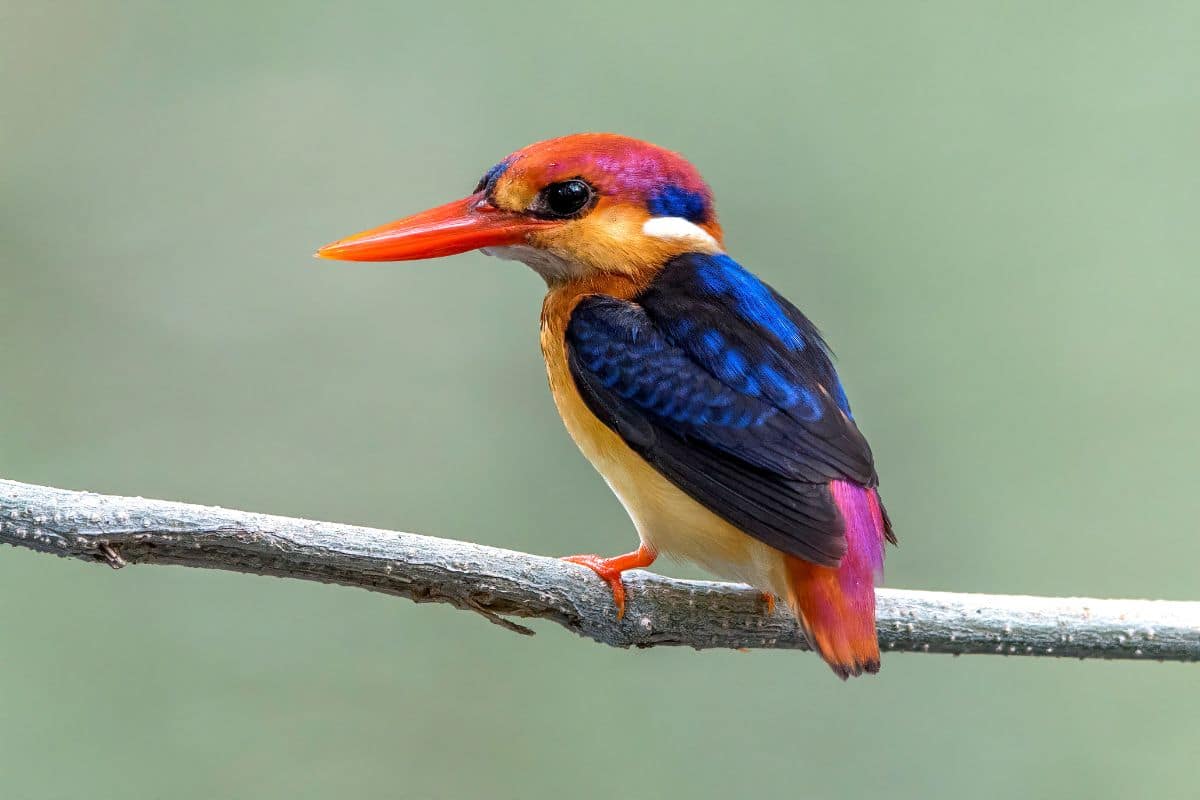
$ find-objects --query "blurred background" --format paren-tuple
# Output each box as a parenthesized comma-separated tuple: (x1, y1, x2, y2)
(2, 2, 1198, 798)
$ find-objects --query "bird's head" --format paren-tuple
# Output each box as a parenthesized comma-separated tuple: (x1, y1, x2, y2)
(317, 133, 724, 285)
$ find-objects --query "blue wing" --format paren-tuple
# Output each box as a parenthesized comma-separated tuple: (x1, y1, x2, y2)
(566, 252, 882, 566)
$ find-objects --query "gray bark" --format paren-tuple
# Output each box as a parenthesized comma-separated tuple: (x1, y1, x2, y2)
(2, 478, 1197, 661)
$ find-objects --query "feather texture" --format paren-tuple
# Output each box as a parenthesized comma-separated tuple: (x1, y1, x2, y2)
(565, 252, 889, 566)
(786, 480, 889, 678)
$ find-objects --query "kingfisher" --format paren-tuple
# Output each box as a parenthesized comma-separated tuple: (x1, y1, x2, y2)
(317, 133, 895, 678)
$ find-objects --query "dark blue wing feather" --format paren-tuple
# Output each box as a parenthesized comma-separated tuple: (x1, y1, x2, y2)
(566, 252, 879, 566)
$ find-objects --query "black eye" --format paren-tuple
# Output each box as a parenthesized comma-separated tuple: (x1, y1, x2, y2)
(536, 179, 595, 218)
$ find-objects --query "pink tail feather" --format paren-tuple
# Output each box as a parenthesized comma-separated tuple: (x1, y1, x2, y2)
(785, 480, 889, 678)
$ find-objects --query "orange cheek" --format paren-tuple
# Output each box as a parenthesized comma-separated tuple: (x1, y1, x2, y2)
(521, 197, 720, 279)
(529, 205, 670, 276)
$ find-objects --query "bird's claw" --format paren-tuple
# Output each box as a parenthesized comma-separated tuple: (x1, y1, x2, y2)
(562, 554, 629, 620)
(761, 591, 776, 615)
(560, 544, 657, 622)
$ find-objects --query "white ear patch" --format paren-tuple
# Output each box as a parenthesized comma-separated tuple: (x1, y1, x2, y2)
(642, 216, 718, 249)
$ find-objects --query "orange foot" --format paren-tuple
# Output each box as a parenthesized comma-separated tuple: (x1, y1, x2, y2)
(561, 544, 657, 620)
(761, 591, 777, 615)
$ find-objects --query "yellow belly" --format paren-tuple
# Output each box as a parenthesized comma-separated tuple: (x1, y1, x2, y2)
(540, 285, 790, 597)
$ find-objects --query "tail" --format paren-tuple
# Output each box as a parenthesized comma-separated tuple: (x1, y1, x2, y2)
(785, 480, 893, 679)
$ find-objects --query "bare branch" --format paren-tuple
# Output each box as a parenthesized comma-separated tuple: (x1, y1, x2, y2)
(2, 478, 1197, 662)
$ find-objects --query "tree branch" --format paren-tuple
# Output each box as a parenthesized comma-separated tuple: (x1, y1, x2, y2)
(2, 478, 1197, 662)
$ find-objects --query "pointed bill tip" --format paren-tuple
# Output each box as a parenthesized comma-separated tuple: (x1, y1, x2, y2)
(314, 241, 359, 261)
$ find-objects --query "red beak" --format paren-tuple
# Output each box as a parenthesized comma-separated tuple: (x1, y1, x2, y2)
(316, 194, 552, 262)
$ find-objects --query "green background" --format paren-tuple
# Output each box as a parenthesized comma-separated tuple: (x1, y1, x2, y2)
(3, 2, 1198, 798)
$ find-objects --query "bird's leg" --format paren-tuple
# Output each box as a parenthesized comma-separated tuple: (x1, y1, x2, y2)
(761, 592, 776, 615)
(561, 544, 657, 621)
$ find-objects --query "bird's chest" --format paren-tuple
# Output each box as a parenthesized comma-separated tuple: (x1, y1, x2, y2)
(539, 310, 634, 482)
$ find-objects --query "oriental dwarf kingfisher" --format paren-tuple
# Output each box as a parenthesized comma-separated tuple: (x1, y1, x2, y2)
(317, 133, 895, 678)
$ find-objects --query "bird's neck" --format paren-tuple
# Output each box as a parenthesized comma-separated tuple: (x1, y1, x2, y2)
(540, 271, 649, 335)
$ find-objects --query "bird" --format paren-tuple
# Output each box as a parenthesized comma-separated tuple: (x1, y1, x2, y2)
(317, 133, 895, 678)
